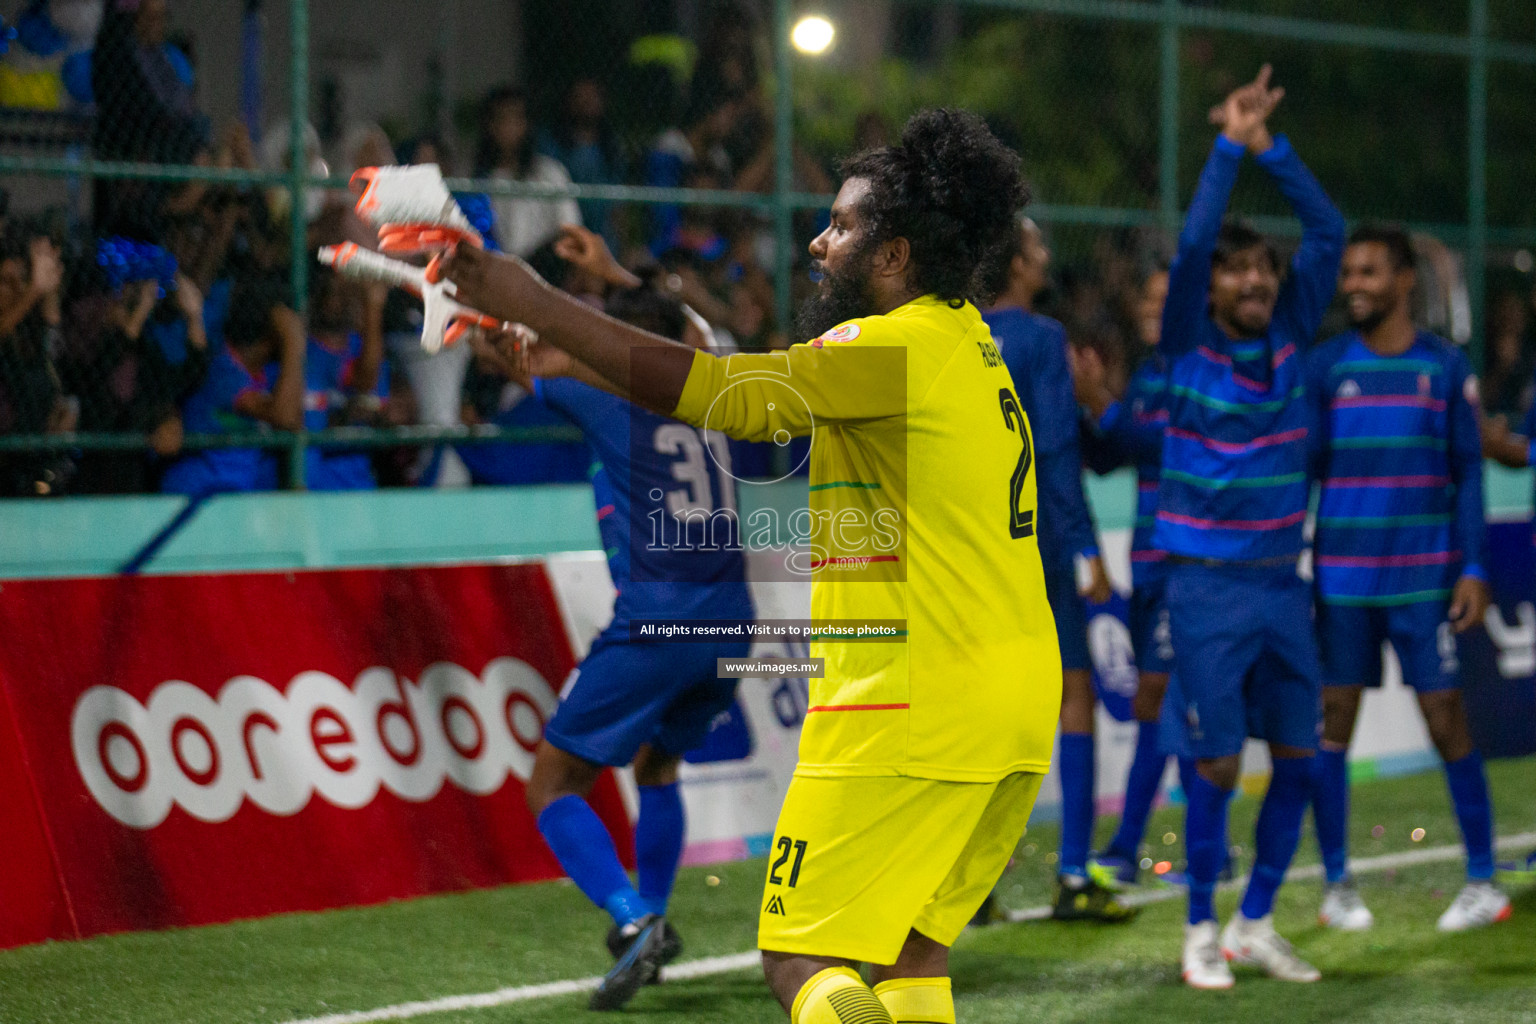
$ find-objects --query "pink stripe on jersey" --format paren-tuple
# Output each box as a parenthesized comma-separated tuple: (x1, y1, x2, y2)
(1333, 395, 1446, 411)
(1158, 509, 1308, 531)
(1324, 475, 1449, 488)
(1316, 551, 1459, 568)
(1167, 426, 1308, 454)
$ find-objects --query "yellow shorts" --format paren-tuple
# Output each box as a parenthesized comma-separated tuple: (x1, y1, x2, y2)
(757, 771, 1043, 965)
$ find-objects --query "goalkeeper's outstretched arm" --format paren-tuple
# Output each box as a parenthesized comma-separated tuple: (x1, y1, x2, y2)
(438, 244, 697, 417)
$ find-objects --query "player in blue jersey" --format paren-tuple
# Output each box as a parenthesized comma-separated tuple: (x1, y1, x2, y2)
(981, 218, 1128, 922)
(1483, 357, 1536, 886)
(1075, 266, 1199, 886)
(1306, 224, 1505, 932)
(1156, 67, 1345, 988)
(476, 268, 754, 1012)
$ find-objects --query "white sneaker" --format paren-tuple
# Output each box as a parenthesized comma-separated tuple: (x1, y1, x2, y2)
(1436, 882, 1511, 932)
(1220, 913, 1321, 982)
(1318, 879, 1374, 931)
(352, 164, 477, 237)
(1183, 920, 1235, 990)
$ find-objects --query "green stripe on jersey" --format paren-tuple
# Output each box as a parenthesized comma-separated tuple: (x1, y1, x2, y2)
(1321, 590, 1453, 607)
(1317, 514, 1452, 528)
(1162, 469, 1307, 490)
(1332, 436, 1447, 450)
(1167, 384, 1305, 414)
(1331, 359, 1441, 374)
(808, 480, 883, 492)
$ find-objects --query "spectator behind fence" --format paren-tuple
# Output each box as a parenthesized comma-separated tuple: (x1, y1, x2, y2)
(91, 0, 211, 240)
(538, 78, 624, 251)
(474, 85, 581, 258)
(160, 275, 302, 496)
(302, 264, 387, 491)
(1484, 290, 1534, 421)
(643, 90, 747, 257)
(68, 252, 212, 493)
(0, 225, 75, 495)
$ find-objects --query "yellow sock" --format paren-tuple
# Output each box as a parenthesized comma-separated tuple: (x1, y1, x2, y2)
(791, 966, 896, 1024)
(873, 977, 956, 1024)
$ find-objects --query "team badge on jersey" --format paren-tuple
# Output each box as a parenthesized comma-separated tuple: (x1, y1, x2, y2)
(1418, 373, 1433, 396)
(1337, 379, 1360, 398)
(820, 323, 861, 344)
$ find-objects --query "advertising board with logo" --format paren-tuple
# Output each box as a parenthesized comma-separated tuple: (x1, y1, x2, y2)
(0, 564, 632, 948)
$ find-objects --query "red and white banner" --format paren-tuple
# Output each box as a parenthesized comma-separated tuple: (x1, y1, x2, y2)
(0, 564, 633, 949)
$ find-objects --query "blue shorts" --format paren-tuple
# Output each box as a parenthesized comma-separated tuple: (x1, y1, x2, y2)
(1160, 562, 1322, 759)
(1316, 599, 1459, 693)
(1128, 579, 1175, 676)
(544, 634, 749, 767)
(1044, 566, 1091, 672)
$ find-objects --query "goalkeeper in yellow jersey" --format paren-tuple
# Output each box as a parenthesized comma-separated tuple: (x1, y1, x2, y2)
(441, 109, 1060, 1024)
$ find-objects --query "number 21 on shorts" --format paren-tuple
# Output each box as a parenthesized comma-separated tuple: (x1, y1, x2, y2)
(768, 835, 809, 888)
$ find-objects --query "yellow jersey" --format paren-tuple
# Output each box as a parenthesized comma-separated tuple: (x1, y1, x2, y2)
(672, 294, 1061, 782)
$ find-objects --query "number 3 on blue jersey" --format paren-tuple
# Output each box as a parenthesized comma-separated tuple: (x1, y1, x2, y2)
(998, 386, 1036, 540)
(654, 423, 738, 516)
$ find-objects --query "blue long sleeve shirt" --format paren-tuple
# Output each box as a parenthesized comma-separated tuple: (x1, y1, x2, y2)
(1153, 134, 1346, 562)
(1307, 331, 1486, 604)
(985, 307, 1099, 574)
(1082, 354, 1170, 587)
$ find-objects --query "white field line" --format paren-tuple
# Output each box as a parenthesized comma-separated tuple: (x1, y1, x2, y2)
(999, 829, 1536, 922)
(281, 831, 1536, 1024)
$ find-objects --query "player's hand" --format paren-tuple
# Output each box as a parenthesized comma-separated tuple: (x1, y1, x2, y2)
(553, 225, 640, 289)
(436, 244, 551, 327)
(172, 272, 204, 321)
(270, 304, 308, 354)
(1210, 64, 1284, 151)
(1081, 555, 1113, 605)
(28, 237, 63, 297)
(149, 414, 184, 458)
(1070, 345, 1114, 419)
(1448, 574, 1491, 634)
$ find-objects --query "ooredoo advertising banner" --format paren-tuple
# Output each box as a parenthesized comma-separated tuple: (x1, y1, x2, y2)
(0, 564, 633, 949)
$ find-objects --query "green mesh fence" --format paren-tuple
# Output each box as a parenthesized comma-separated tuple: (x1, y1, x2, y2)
(0, 0, 1530, 494)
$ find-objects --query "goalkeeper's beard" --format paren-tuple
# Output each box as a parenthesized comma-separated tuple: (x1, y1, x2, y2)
(795, 242, 880, 341)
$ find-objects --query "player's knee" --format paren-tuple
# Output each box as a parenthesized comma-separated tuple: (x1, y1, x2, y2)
(1418, 691, 1473, 762)
(633, 744, 680, 787)
(1321, 685, 1363, 746)
(1059, 669, 1096, 732)
(525, 741, 601, 815)
(1198, 754, 1240, 791)
(1132, 673, 1168, 722)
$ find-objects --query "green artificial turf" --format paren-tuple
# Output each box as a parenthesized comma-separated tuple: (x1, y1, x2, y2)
(1, 759, 1532, 1024)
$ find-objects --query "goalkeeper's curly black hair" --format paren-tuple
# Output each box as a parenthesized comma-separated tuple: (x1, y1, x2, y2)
(841, 108, 1029, 307)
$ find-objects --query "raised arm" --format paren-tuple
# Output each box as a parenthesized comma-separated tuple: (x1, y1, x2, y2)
(1163, 65, 1290, 359)
(440, 244, 695, 416)
(1161, 141, 1242, 361)
(439, 245, 906, 440)
(1259, 136, 1346, 346)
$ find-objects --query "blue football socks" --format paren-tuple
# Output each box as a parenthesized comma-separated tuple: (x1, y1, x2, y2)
(1185, 770, 1234, 925)
(537, 794, 648, 927)
(1240, 756, 1313, 920)
(1059, 732, 1096, 878)
(1106, 721, 1166, 862)
(1443, 751, 1495, 880)
(1312, 746, 1350, 884)
(636, 782, 686, 915)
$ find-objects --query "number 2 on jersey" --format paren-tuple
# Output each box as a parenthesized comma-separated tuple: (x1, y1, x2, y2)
(998, 387, 1036, 540)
